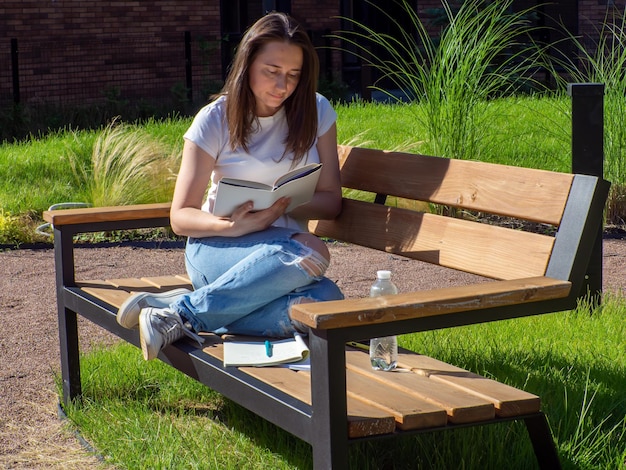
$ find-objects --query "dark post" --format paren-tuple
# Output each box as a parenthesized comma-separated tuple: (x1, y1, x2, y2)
(185, 31, 193, 103)
(360, 53, 372, 101)
(568, 83, 605, 302)
(262, 0, 291, 13)
(323, 29, 332, 82)
(11, 38, 20, 104)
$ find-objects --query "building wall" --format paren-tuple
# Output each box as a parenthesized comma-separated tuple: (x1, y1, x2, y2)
(579, 1, 625, 49)
(1, 1, 341, 107)
(1, 1, 224, 106)
(292, 0, 342, 81)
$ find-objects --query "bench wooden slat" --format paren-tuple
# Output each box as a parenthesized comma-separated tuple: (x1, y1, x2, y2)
(77, 277, 193, 309)
(337, 145, 574, 226)
(138, 276, 192, 290)
(105, 278, 164, 289)
(345, 369, 448, 430)
(43, 202, 171, 226)
(78, 280, 135, 308)
(397, 353, 540, 418)
(310, 199, 556, 280)
(291, 276, 571, 330)
(345, 350, 495, 424)
(245, 367, 397, 438)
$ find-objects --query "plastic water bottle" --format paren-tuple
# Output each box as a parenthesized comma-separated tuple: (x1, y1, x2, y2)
(369, 270, 398, 371)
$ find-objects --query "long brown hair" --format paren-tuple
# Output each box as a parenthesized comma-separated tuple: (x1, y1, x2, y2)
(220, 12, 319, 165)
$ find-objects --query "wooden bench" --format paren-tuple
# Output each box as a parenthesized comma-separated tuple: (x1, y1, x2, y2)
(45, 145, 609, 469)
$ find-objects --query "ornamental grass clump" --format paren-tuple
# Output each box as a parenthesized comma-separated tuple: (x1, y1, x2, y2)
(548, 7, 626, 225)
(69, 120, 179, 207)
(335, 0, 547, 160)
(0, 210, 43, 245)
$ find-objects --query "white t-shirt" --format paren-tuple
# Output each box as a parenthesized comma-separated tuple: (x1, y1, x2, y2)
(183, 93, 337, 230)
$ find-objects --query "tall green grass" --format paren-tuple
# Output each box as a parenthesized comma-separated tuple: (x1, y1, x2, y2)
(546, 6, 626, 225)
(63, 293, 625, 469)
(0, 117, 190, 216)
(335, 96, 572, 171)
(0, 117, 191, 244)
(334, 0, 548, 160)
(67, 120, 181, 207)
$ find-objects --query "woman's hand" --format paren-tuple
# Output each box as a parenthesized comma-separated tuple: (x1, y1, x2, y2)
(226, 197, 291, 236)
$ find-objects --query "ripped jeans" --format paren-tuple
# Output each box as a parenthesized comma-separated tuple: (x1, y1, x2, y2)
(170, 226, 344, 337)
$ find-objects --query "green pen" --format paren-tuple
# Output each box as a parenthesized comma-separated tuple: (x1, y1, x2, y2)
(265, 340, 273, 357)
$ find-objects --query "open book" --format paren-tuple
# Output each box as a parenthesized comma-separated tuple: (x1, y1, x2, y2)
(223, 333, 309, 367)
(213, 163, 322, 217)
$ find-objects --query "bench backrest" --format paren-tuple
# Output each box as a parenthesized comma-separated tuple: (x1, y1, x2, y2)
(309, 146, 607, 284)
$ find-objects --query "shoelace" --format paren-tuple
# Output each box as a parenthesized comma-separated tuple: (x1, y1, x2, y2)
(153, 311, 205, 348)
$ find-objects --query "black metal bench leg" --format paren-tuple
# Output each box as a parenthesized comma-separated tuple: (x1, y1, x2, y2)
(524, 413, 562, 470)
(54, 225, 82, 407)
(309, 331, 349, 470)
(58, 304, 82, 406)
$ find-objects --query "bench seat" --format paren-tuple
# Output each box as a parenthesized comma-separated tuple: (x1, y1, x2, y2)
(73, 274, 542, 436)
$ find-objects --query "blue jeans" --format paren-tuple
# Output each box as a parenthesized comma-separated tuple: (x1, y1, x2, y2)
(170, 226, 344, 337)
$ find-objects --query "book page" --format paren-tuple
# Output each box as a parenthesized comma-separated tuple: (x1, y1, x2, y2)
(273, 163, 322, 188)
(217, 178, 274, 190)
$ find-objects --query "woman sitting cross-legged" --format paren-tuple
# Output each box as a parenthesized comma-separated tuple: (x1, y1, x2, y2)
(116, 12, 344, 360)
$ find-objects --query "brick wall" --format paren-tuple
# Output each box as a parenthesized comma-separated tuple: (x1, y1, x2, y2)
(1, 1, 226, 106)
(1, 1, 341, 107)
(579, 1, 625, 50)
(292, 0, 342, 80)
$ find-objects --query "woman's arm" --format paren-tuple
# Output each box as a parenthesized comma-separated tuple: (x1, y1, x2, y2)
(170, 140, 290, 238)
(288, 122, 342, 221)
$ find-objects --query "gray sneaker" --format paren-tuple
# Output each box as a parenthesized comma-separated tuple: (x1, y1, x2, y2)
(139, 307, 204, 361)
(117, 288, 192, 329)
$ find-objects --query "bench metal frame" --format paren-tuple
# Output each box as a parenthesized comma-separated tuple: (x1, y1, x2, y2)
(51, 166, 608, 469)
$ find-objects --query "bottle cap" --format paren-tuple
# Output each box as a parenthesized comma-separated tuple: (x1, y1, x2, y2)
(376, 270, 391, 279)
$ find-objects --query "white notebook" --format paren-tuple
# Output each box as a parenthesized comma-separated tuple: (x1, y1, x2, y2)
(223, 333, 309, 367)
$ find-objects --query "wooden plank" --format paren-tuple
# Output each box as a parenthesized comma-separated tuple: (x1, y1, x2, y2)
(104, 275, 192, 289)
(204, 341, 396, 438)
(345, 368, 448, 430)
(398, 353, 540, 418)
(43, 202, 171, 226)
(103, 278, 166, 290)
(345, 350, 495, 424)
(291, 276, 571, 330)
(310, 199, 555, 280)
(336, 145, 573, 225)
(78, 280, 135, 308)
(77, 276, 192, 309)
(138, 276, 192, 290)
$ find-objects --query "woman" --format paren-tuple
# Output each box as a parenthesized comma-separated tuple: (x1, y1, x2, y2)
(116, 12, 344, 361)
